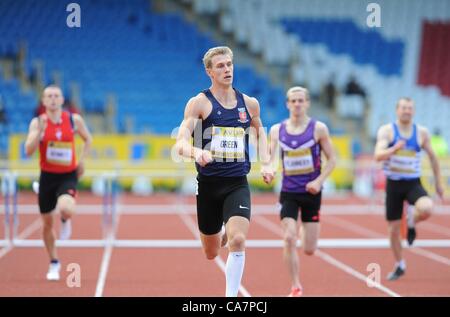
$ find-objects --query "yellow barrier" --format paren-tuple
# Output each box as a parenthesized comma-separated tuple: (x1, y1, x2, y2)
(8, 133, 356, 189)
(10, 133, 449, 194)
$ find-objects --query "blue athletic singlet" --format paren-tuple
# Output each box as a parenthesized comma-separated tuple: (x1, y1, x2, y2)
(194, 88, 252, 177)
(383, 123, 422, 180)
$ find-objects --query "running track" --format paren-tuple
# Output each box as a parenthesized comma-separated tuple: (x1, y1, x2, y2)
(0, 193, 449, 297)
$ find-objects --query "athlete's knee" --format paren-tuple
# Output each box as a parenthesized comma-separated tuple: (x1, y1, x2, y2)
(42, 222, 52, 231)
(60, 207, 74, 219)
(416, 198, 433, 219)
(389, 227, 400, 236)
(42, 217, 53, 231)
(228, 233, 246, 250)
(388, 222, 401, 236)
(283, 232, 297, 248)
(58, 198, 75, 218)
(204, 249, 219, 260)
(418, 210, 431, 221)
(304, 246, 316, 256)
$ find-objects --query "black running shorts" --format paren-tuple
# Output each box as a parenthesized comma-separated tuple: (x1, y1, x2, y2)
(38, 170, 78, 214)
(196, 174, 251, 235)
(279, 191, 322, 222)
(385, 178, 428, 221)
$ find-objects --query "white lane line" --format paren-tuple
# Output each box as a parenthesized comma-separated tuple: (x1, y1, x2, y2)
(94, 207, 121, 297)
(324, 215, 450, 267)
(408, 248, 450, 266)
(177, 208, 251, 297)
(94, 240, 114, 297)
(323, 215, 381, 238)
(421, 222, 450, 237)
(0, 218, 42, 259)
(8, 203, 450, 215)
(254, 215, 401, 297)
(315, 250, 401, 297)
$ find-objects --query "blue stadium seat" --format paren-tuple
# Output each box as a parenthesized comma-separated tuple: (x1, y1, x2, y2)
(281, 18, 404, 76)
(0, 0, 286, 151)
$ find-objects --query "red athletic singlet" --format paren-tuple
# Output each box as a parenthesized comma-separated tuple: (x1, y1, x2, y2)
(39, 111, 77, 173)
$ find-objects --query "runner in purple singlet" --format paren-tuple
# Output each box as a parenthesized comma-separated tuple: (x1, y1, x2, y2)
(268, 86, 336, 296)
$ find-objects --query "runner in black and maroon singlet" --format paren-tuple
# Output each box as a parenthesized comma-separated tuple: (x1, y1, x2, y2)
(175, 46, 274, 297)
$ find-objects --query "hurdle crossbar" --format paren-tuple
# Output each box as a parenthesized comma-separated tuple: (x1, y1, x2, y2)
(7, 238, 450, 248)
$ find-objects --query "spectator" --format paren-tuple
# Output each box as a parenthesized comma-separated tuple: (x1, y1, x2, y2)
(323, 75, 337, 110)
(0, 94, 7, 124)
(345, 75, 366, 98)
(28, 66, 39, 89)
(344, 75, 369, 128)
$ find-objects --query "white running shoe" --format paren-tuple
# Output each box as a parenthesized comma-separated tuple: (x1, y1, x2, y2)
(46, 262, 61, 281)
(32, 181, 39, 194)
(60, 219, 72, 240)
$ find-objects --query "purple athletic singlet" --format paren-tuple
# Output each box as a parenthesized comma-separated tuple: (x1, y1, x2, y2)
(279, 119, 321, 193)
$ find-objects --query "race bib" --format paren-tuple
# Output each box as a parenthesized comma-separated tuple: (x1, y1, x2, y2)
(46, 141, 73, 166)
(210, 126, 245, 159)
(389, 149, 417, 174)
(283, 148, 314, 175)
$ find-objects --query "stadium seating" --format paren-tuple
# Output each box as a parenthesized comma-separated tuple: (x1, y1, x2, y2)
(0, 0, 286, 156)
(206, 0, 450, 141)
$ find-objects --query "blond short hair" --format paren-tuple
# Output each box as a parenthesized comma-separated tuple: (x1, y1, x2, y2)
(396, 97, 414, 108)
(202, 46, 233, 69)
(286, 86, 310, 101)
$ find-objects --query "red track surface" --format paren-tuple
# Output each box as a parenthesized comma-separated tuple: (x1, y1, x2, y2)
(1, 192, 449, 296)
